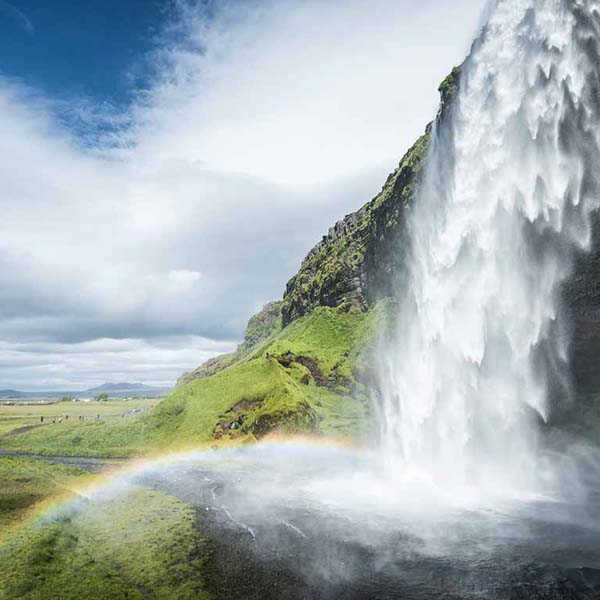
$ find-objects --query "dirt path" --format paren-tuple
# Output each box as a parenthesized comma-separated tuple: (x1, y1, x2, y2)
(0, 449, 126, 473)
(2, 423, 49, 437)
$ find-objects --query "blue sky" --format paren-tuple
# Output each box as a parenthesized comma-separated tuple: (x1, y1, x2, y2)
(0, 0, 166, 106)
(0, 0, 486, 390)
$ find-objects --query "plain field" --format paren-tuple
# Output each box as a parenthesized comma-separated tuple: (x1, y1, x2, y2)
(0, 398, 158, 436)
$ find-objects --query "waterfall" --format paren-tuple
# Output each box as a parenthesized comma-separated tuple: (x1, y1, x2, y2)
(379, 0, 600, 496)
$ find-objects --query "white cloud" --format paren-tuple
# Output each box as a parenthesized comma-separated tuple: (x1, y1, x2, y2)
(0, 0, 486, 388)
(0, 336, 235, 390)
(130, 0, 486, 186)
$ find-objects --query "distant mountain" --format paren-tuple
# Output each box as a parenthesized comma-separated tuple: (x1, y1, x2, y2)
(0, 390, 28, 399)
(84, 382, 164, 394)
(0, 383, 171, 400)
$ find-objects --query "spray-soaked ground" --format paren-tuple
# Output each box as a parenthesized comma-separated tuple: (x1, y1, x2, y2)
(67, 441, 598, 600)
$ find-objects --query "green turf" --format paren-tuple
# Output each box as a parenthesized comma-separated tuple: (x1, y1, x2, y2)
(0, 417, 155, 458)
(0, 457, 87, 534)
(0, 487, 212, 600)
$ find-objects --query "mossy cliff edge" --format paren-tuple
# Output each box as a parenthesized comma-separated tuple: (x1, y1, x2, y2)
(149, 70, 461, 448)
(281, 67, 460, 325)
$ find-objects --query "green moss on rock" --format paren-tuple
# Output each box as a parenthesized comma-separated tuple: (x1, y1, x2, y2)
(280, 121, 431, 326)
(280, 66, 463, 327)
(438, 65, 462, 108)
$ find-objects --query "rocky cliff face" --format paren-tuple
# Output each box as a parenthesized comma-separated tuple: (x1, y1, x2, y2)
(563, 221, 600, 396)
(281, 68, 461, 325)
(281, 129, 429, 325)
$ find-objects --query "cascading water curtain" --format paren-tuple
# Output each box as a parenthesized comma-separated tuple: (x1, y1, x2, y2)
(379, 0, 600, 495)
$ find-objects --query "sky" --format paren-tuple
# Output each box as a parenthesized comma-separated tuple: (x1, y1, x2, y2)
(0, 0, 487, 391)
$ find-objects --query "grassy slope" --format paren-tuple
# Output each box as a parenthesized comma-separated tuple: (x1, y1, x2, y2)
(0, 305, 388, 457)
(149, 305, 377, 445)
(178, 301, 283, 386)
(0, 487, 212, 600)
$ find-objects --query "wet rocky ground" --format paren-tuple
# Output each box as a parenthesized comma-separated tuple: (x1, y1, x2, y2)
(9, 446, 600, 599)
(133, 452, 600, 600)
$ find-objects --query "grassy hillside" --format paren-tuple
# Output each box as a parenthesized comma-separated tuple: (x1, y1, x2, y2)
(0, 305, 389, 597)
(0, 305, 390, 458)
(177, 301, 283, 386)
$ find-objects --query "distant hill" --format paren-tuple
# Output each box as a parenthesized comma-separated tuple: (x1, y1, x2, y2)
(82, 383, 170, 398)
(0, 383, 170, 400)
(0, 390, 28, 399)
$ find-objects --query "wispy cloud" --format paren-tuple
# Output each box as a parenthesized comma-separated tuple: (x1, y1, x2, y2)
(0, 0, 34, 35)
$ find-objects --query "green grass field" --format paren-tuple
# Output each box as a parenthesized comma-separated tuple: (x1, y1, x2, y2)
(0, 484, 213, 600)
(0, 398, 157, 437)
(0, 456, 215, 599)
(0, 457, 89, 535)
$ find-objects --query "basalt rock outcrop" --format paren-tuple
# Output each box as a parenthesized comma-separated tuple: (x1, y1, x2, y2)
(563, 220, 600, 396)
(280, 68, 461, 326)
(281, 129, 429, 325)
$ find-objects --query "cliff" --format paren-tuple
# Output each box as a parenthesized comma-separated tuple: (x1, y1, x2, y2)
(158, 59, 600, 450)
(281, 68, 461, 325)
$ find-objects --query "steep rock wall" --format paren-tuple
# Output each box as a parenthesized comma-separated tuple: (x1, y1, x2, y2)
(281, 68, 461, 326)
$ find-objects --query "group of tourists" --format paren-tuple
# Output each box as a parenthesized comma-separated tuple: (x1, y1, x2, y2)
(39, 413, 101, 424)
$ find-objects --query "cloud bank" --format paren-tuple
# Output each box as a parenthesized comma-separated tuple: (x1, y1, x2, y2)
(0, 0, 485, 389)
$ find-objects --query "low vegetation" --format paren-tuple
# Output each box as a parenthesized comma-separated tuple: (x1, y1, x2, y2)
(0, 487, 212, 599)
(177, 301, 283, 386)
(0, 457, 88, 535)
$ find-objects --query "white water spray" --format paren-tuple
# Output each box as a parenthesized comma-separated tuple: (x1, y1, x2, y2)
(380, 0, 600, 496)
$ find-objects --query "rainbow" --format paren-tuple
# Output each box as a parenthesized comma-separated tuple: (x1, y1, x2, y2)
(2, 434, 369, 537)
